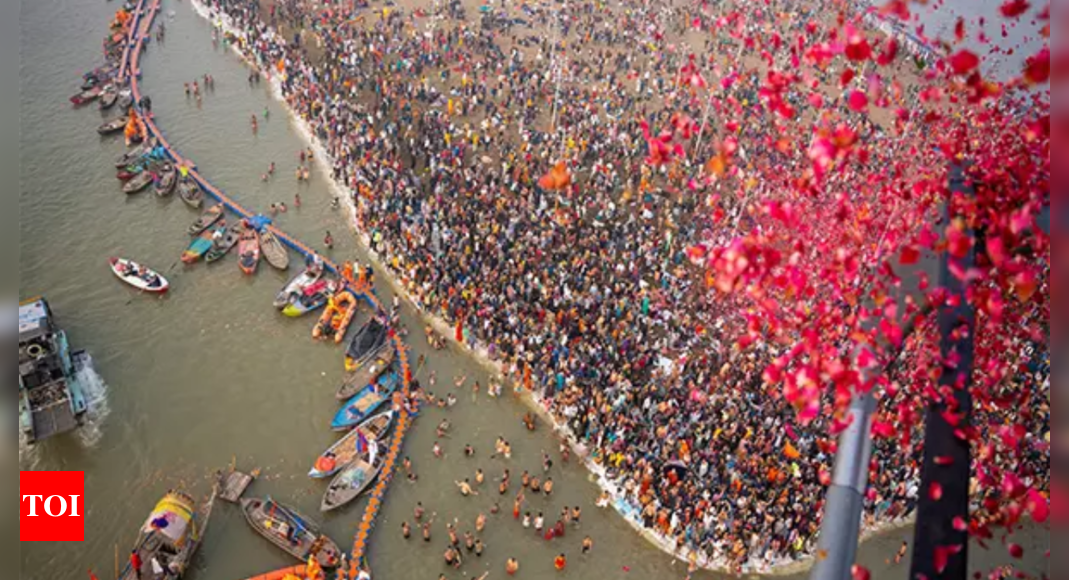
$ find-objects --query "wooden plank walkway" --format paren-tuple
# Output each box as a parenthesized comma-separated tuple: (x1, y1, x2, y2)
(120, 5, 415, 578)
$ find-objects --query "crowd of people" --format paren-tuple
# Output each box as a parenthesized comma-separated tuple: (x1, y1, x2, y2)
(197, 0, 1049, 572)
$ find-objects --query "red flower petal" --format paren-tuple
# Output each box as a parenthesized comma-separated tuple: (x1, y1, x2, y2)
(930, 482, 944, 501)
(900, 245, 920, 265)
(852, 565, 872, 580)
(1026, 489, 1050, 523)
(1023, 47, 1050, 84)
(948, 50, 980, 75)
(1008, 543, 1024, 559)
(999, 0, 1031, 18)
(848, 91, 869, 112)
(953, 516, 968, 532)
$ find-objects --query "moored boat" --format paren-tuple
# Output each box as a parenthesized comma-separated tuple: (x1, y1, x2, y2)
(70, 86, 103, 106)
(182, 222, 226, 264)
(331, 371, 400, 432)
(259, 227, 289, 270)
(99, 85, 118, 110)
(109, 258, 169, 293)
(154, 163, 177, 197)
(281, 279, 336, 317)
(240, 497, 340, 567)
(205, 221, 243, 263)
(336, 344, 396, 400)
(344, 315, 389, 372)
(98, 116, 128, 135)
(117, 160, 151, 181)
(237, 227, 260, 275)
(187, 205, 224, 236)
(273, 260, 324, 309)
(123, 170, 155, 194)
(118, 488, 219, 580)
(310, 410, 394, 479)
(312, 291, 359, 344)
(177, 175, 204, 209)
(321, 445, 385, 512)
(115, 141, 152, 168)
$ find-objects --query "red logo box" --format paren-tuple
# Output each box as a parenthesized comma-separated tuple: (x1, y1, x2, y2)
(20, 471, 85, 542)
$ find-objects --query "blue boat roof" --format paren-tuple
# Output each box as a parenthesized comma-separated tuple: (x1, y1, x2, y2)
(19, 298, 51, 340)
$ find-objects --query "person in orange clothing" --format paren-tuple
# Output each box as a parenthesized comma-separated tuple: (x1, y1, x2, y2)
(554, 553, 567, 571)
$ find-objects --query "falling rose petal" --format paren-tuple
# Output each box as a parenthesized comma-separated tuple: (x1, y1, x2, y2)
(948, 50, 981, 75)
(840, 69, 857, 87)
(848, 91, 869, 112)
(852, 565, 872, 580)
(954, 18, 966, 42)
(935, 455, 955, 466)
(1026, 489, 1050, 523)
(1008, 544, 1024, 559)
(999, 0, 1031, 18)
(953, 516, 968, 532)
(900, 245, 921, 265)
(930, 482, 944, 501)
(877, 38, 899, 66)
(986, 236, 1008, 266)
(1023, 47, 1050, 84)
(934, 547, 950, 574)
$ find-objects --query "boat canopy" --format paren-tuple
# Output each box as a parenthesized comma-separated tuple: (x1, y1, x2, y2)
(142, 493, 196, 547)
(19, 299, 52, 342)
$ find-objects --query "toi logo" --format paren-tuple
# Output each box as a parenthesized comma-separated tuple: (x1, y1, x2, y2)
(20, 471, 85, 541)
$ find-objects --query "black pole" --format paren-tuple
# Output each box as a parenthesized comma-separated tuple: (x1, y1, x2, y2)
(910, 162, 977, 580)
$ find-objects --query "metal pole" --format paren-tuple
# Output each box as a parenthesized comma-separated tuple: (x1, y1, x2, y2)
(909, 162, 976, 580)
(809, 365, 877, 580)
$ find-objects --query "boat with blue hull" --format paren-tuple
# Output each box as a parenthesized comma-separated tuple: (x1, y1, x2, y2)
(18, 297, 94, 444)
(330, 372, 399, 432)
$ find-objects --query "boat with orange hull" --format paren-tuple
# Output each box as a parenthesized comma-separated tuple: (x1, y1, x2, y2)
(312, 291, 359, 344)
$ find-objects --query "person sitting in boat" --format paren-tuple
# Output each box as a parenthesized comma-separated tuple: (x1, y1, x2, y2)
(316, 453, 337, 475)
(123, 261, 137, 277)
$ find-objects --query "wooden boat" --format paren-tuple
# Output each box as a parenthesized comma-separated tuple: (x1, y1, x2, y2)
(281, 279, 335, 317)
(240, 497, 340, 568)
(177, 176, 204, 209)
(237, 228, 260, 275)
(123, 171, 154, 194)
(321, 446, 385, 512)
(99, 86, 118, 110)
(273, 262, 324, 309)
(205, 221, 243, 263)
(117, 487, 218, 580)
(310, 410, 394, 479)
(182, 221, 226, 264)
(259, 228, 290, 270)
(115, 142, 151, 168)
(312, 291, 359, 344)
(336, 345, 395, 400)
(344, 316, 389, 372)
(117, 160, 150, 181)
(109, 258, 169, 293)
(117, 90, 134, 111)
(154, 164, 177, 197)
(98, 116, 128, 135)
(187, 205, 224, 236)
(70, 86, 103, 106)
(331, 371, 399, 432)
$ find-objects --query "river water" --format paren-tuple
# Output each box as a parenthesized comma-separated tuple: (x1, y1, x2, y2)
(18, 1, 1046, 580)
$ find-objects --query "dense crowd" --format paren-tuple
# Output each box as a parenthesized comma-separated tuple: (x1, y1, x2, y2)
(199, 0, 1049, 572)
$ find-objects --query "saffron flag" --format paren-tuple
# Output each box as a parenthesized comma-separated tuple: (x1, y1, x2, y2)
(784, 442, 801, 460)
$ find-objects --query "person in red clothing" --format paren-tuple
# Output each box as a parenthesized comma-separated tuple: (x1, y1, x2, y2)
(129, 551, 142, 580)
(554, 553, 567, 571)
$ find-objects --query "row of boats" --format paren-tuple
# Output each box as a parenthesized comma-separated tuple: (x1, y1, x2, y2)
(80, 5, 408, 575)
